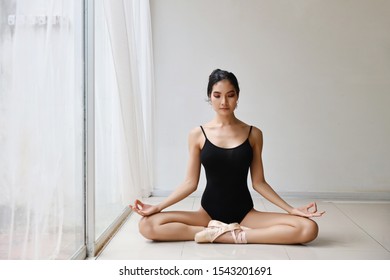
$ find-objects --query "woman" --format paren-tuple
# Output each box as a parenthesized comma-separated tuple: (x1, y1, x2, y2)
(131, 69, 324, 244)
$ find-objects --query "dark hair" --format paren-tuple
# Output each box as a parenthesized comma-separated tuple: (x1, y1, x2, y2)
(207, 69, 240, 99)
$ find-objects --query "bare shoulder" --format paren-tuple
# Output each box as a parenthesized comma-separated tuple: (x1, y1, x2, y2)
(188, 126, 204, 150)
(249, 125, 264, 148)
(188, 126, 203, 138)
(250, 126, 263, 138)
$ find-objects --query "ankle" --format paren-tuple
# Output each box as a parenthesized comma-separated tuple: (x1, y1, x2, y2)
(214, 229, 246, 244)
(235, 230, 247, 244)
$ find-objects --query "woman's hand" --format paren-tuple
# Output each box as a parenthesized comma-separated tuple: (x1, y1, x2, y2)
(129, 199, 161, 217)
(290, 202, 325, 218)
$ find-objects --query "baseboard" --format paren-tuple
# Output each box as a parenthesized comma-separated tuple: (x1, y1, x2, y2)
(150, 189, 390, 201)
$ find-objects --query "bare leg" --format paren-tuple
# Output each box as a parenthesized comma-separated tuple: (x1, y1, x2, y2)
(138, 208, 211, 241)
(214, 209, 319, 244)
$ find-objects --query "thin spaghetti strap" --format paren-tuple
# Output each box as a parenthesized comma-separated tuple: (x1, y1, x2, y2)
(248, 126, 253, 137)
(200, 125, 208, 139)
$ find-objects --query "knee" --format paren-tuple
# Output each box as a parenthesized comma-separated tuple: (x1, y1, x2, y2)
(138, 217, 158, 241)
(299, 219, 319, 244)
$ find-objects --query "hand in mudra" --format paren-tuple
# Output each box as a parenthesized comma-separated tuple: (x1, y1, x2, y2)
(130, 199, 161, 217)
(290, 202, 325, 218)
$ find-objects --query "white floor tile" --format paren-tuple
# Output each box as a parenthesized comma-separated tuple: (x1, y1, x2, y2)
(333, 202, 390, 251)
(285, 246, 390, 260)
(182, 242, 289, 259)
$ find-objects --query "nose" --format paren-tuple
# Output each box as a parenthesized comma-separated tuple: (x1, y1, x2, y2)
(221, 96, 228, 106)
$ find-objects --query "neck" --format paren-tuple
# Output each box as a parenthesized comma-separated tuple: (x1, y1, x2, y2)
(212, 114, 238, 126)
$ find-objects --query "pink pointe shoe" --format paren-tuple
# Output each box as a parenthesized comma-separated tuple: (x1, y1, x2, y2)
(195, 220, 248, 244)
(208, 220, 251, 231)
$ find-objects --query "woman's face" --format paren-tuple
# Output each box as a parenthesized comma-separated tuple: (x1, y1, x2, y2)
(210, 79, 239, 115)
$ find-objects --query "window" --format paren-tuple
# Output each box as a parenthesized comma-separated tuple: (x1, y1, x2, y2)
(0, 0, 84, 259)
(0, 0, 153, 259)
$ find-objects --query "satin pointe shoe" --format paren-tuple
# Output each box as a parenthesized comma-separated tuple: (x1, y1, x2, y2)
(208, 220, 252, 231)
(231, 229, 247, 244)
(208, 220, 228, 228)
(195, 223, 241, 243)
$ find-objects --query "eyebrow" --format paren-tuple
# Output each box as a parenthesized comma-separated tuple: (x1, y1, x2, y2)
(212, 90, 236, 94)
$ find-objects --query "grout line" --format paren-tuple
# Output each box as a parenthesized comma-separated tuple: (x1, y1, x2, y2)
(180, 241, 188, 259)
(282, 246, 292, 260)
(332, 202, 390, 253)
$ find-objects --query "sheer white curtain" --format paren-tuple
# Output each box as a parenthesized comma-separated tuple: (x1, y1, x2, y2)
(94, 0, 154, 238)
(100, 0, 154, 199)
(0, 0, 84, 259)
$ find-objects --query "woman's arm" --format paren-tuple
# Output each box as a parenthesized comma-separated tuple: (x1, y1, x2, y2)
(249, 127, 324, 217)
(249, 127, 294, 213)
(131, 127, 202, 216)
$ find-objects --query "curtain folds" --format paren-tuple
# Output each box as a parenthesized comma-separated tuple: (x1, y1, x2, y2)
(102, 0, 154, 200)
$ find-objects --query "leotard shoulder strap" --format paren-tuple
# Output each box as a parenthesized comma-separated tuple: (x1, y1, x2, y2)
(200, 126, 208, 139)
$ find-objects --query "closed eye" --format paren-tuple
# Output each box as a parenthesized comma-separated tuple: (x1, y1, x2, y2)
(212, 90, 236, 98)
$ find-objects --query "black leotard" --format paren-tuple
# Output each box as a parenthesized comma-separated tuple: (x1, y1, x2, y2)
(200, 126, 254, 224)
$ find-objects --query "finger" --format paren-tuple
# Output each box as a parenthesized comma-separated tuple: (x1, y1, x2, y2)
(129, 203, 144, 215)
(135, 199, 143, 207)
(133, 208, 145, 216)
(310, 211, 325, 217)
(130, 205, 139, 213)
(307, 202, 318, 213)
(134, 200, 144, 210)
(306, 201, 315, 210)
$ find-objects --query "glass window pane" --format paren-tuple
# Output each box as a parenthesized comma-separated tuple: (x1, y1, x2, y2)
(94, 0, 129, 239)
(0, 0, 84, 259)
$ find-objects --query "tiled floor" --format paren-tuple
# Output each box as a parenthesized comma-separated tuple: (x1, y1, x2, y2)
(97, 197, 390, 260)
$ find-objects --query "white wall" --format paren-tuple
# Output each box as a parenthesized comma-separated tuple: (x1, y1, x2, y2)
(150, 0, 390, 198)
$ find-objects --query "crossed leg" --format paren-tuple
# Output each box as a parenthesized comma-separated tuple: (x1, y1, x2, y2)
(138, 208, 318, 244)
(214, 209, 319, 244)
(138, 208, 211, 241)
